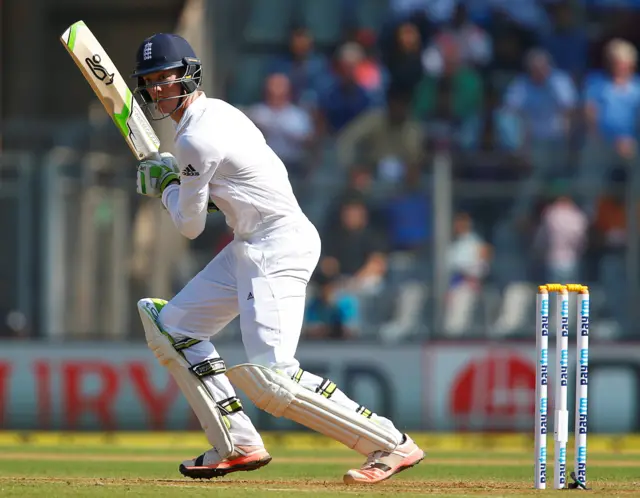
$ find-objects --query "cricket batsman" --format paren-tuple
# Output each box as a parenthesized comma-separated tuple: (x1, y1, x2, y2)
(131, 32, 425, 484)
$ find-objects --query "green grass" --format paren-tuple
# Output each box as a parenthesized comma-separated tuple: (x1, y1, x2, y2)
(0, 445, 638, 497)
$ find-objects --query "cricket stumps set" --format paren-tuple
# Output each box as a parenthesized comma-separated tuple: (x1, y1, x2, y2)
(535, 284, 589, 490)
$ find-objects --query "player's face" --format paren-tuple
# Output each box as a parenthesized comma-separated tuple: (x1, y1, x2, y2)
(143, 69, 183, 114)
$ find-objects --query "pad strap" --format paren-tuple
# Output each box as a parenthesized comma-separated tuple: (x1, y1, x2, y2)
(173, 337, 202, 352)
(293, 369, 372, 419)
(292, 369, 338, 400)
(357, 405, 373, 418)
(316, 378, 337, 399)
(218, 396, 243, 416)
(292, 368, 304, 383)
(191, 358, 227, 378)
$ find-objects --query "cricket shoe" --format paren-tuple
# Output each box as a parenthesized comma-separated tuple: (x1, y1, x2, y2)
(179, 445, 272, 479)
(343, 434, 424, 484)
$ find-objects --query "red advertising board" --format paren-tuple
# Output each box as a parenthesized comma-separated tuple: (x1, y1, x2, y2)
(0, 342, 423, 431)
(0, 340, 638, 432)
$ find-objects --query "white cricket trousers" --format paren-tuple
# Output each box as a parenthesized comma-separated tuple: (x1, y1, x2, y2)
(158, 219, 403, 447)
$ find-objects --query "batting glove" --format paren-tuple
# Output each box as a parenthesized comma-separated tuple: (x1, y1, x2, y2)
(137, 152, 180, 198)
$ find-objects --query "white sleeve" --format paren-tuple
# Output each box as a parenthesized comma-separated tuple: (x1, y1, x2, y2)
(161, 134, 222, 240)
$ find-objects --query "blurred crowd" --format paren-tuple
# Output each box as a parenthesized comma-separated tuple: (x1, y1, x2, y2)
(213, 0, 640, 342)
(5, 0, 640, 342)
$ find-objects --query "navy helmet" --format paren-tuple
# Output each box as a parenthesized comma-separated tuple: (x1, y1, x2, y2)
(131, 33, 202, 120)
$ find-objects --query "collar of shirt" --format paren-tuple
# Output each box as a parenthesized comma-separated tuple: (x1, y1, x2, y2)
(174, 93, 207, 134)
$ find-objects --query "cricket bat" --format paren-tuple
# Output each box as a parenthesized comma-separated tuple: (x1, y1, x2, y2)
(60, 20, 161, 161)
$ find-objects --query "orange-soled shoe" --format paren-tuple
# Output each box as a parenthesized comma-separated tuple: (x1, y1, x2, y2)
(343, 434, 424, 484)
(179, 445, 272, 479)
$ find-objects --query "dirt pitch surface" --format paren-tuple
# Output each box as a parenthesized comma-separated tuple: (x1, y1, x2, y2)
(0, 444, 639, 497)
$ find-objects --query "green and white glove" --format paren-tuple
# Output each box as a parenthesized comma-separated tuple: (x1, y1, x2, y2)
(137, 152, 180, 198)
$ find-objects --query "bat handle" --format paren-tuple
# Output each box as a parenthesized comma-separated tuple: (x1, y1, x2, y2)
(139, 151, 162, 162)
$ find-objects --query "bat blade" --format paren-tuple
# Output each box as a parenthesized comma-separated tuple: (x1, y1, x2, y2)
(61, 20, 160, 161)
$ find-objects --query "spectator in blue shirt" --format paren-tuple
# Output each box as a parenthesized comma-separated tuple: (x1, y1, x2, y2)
(304, 273, 361, 339)
(383, 166, 431, 297)
(386, 165, 431, 253)
(317, 45, 373, 134)
(268, 27, 331, 108)
(503, 48, 578, 216)
(578, 38, 640, 214)
(504, 49, 577, 151)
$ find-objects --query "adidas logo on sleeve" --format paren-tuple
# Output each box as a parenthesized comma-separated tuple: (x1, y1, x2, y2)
(181, 164, 200, 177)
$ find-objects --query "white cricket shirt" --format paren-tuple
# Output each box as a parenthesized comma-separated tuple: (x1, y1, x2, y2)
(161, 94, 307, 240)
